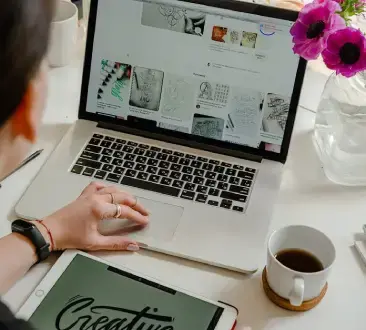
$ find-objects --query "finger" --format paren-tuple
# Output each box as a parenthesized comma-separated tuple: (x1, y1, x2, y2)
(95, 234, 140, 251)
(81, 182, 108, 196)
(103, 204, 149, 226)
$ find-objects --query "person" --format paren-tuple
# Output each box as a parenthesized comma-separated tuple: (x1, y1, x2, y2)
(0, 0, 149, 327)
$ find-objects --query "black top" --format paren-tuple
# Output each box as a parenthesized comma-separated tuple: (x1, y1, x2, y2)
(0, 300, 33, 330)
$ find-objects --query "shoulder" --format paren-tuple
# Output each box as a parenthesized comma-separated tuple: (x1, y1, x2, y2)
(0, 300, 34, 330)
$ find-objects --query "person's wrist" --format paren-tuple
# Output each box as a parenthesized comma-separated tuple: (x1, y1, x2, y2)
(32, 221, 53, 252)
(41, 216, 66, 251)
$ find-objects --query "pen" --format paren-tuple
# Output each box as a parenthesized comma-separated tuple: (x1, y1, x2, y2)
(0, 149, 43, 187)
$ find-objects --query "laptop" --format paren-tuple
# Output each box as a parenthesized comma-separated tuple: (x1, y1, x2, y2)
(16, 0, 306, 273)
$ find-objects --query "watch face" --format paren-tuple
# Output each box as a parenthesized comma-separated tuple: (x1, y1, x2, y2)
(12, 220, 33, 231)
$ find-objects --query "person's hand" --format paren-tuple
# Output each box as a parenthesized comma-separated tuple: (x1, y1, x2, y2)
(38, 182, 149, 252)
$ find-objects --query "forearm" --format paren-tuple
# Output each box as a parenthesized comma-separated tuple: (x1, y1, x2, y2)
(0, 224, 49, 294)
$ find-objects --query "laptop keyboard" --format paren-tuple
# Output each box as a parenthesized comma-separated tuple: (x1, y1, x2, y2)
(70, 134, 257, 213)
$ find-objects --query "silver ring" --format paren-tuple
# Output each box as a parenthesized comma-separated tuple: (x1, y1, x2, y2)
(132, 196, 138, 208)
(114, 204, 122, 218)
(110, 193, 115, 204)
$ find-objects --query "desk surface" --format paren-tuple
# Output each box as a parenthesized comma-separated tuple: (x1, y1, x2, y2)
(1, 58, 366, 330)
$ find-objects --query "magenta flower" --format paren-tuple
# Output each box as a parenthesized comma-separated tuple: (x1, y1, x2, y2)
(290, 0, 345, 60)
(322, 28, 366, 77)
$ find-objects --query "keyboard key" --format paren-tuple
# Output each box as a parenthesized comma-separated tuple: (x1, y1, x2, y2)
(156, 153, 168, 161)
(161, 178, 172, 186)
(182, 166, 193, 174)
(197, 185, 208, 194)
(233, 206, 244, 212)
(172, 180, 184, 188)
(168, 155, 179, 163)
(106, 173, 121, 183)
(71, 165, 83, 174)
(116, 139, 126, 144)
(226, 169, 237, 176)
(229, 185, 249, 195)
(114, 167, 124, 175)
(193, 177, 204, 185)
(150, 146, 161, 152)
(85, 145, 102, 153)
(158, 169, 169, 177)
(162, 149, 173, 155)
(102, 164, 113, 172)
(221, 162, 232, 168)
(191, 161, 202, 168)
(80, 151, 100, 161)
(123, 161, 134, 169)
(104, 136, 115, 142)
(136, 156, 147, 164)
(83, 168, 95, 177)
(238, 171, 254, 180)
(137, 172, 148, 180)
(214, 166, 225, 174)
(241, 180, 252, 187)
(111, 143, 123, 151)
(173, 151, 184, 157)
(196, 194, 208, 203)
(179, 158, 190, 166)
(100, 141, 112, 148)
(159, 161, 170, 169)
(197, 157, 208, 162)
(205, 179, 216, 187)
(185, 154, 196, 160)
(217, 174, 228, 182)
(124, 154, 136, 161)
(149, 175, 160, 183)
(145, 151, 157, 158)
(112, 159, 123, 167)
(113, 151, 124, 159)
(170, 171, 181, 179)
(220, 191, 247, 203)
(233, 165, 244, 170)
(170, 164, 182, 172)
(182, 174, 193, 182)
(209, 159, 220, 165)
(94, 170, 107, 179)
(209, 188, 219, 196)
(76, 158, 102, 169)
(101, 156, 112, 163)
(184, 183, 196, 191)
(93, 134, 104, 139)
(229, 177, 240, 185)
(181, 190, 195, 201)
(102, 148, 114, 156)
(147, 158, 158, 166)
(205, 172, 216, 179)
(202, 163, 213, 171)
(121, 177, 180, 197)
(123, 146, 134, 153)
(89, 138, 101, 145)
(127, 141, 138, 146)
(139, 144, 149, 149)
(147, 166, 158, 174)
(193, 169, 204, 177)
(218, 182, 228, 190)
(208, 200, 219, 206)
(135, 164, 146, 172)
(126, 170, 137, 178)
(220, 200, 232, 209)
(134, 148, 145, 156)
(246, 167, 256, 173)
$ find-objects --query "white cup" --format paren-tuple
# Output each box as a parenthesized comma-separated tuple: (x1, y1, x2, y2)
(266, 225, 336, 306)
(48, 0, 78, 67)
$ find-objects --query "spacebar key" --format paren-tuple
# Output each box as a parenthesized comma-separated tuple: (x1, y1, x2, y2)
(121, 177, 180, 197)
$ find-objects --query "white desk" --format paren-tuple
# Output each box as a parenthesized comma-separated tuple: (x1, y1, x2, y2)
(2, 58, 366, 330)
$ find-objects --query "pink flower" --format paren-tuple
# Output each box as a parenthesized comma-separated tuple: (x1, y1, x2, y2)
(322, 28, 366, 77)
(290, 0, 345, 60)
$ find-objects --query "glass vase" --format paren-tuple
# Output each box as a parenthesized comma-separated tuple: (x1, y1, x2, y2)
(313, 71, 366, 185)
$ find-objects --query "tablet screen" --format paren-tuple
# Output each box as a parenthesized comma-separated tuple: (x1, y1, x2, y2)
(29, 254, 224, 330)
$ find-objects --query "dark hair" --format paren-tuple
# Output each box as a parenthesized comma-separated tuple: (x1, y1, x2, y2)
(0, 0, 55, 127)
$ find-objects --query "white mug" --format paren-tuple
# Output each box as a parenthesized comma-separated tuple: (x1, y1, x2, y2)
(48, 0, 78, 67)
(266, 225, 336, 306)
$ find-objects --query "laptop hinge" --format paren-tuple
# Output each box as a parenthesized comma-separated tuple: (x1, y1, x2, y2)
(97, 121, 263, 163)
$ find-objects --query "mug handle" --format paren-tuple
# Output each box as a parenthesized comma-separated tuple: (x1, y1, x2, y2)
(289, 277, 304, 306)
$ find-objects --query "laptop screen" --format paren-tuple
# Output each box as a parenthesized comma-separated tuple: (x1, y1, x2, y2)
(83, 0, 303, 157)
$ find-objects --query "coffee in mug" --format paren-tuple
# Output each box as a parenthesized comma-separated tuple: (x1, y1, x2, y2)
(275, 248, 324, 273)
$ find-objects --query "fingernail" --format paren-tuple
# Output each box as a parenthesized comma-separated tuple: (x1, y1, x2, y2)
(127, 244, 140, 252)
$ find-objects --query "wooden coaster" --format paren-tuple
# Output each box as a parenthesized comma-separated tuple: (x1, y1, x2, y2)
(262, 267, 328, 312)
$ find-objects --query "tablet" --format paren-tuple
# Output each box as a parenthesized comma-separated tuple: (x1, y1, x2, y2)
(17, 250, 238, 330)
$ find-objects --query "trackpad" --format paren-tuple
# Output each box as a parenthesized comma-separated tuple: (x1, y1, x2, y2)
(99, 197, 184, 242)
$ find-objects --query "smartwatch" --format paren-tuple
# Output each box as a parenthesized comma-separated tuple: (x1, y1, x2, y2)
(11, 220, 50, 262)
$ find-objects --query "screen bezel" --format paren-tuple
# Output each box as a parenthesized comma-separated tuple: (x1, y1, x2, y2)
(79, 0, 307, 163)
(17, 250, 238, 330)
